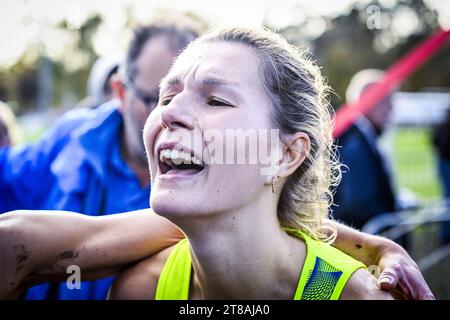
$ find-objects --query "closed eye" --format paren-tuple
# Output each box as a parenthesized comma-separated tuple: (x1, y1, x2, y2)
(160, 97, 173, 106)
(207, 97, 233, 107)
(160, 96, 234, 107)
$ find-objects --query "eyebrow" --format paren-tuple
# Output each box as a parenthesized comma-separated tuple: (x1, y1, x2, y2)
(201, 76, 238, 87)
(160, 75, 239, 91)
(166, 75, 182, 87)
(159, 75, 180, 91)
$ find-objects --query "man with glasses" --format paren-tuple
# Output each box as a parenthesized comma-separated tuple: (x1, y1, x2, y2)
(0, 19, 200, 299)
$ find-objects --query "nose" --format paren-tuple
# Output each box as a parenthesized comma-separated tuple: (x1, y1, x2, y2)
(160, 93, 195, 131)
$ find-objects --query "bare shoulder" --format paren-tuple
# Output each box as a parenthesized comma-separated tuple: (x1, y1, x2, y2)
(340, 268, 395, 300)
(108, 245, 175, 300)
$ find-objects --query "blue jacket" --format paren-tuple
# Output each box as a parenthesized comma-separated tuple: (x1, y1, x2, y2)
(333, 116, 396, 229)
(0, 101, 150, 299)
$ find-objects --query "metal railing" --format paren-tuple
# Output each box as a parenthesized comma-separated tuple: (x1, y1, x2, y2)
(362, 199, 450, 299)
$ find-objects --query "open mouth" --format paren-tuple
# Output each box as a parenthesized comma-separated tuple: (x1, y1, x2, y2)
(158, 147, 205, 176)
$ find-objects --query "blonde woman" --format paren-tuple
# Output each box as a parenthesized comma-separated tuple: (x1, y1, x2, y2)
(107, 27, 400, 300)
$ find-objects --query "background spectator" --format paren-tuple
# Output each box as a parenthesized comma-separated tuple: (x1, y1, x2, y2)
(333, 69, 396, 229)
(75, 55, 122, 109)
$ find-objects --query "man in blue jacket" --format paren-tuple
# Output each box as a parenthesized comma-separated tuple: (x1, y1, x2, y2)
(0, 21, 199, 299)
(333, 69, 397, 230)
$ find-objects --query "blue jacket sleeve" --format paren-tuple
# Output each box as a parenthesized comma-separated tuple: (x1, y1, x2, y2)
(0, 110, 88, 212)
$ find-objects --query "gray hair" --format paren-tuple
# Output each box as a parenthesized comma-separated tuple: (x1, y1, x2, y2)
(123, 19, 201, 81)
(345, 68, 384, 104)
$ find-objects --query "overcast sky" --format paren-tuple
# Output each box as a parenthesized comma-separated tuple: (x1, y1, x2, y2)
(0, 0, 449, 68)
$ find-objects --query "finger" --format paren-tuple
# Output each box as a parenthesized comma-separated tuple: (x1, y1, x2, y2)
(407, 273, 435, 300)
(379, 267, 414, 299)
(391, 265, 415, 298)
(378, 270, 398, 290)
(381, 261, 423, 298)
(417, 291, 436, 300)
(390, 288, 410, 300)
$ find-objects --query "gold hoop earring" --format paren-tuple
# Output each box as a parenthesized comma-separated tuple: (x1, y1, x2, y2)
(272, 176, 278, 194)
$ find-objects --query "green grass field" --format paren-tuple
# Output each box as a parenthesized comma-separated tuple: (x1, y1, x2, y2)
(394, 127, 442, 201)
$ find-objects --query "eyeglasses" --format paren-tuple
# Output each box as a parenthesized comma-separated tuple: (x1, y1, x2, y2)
(123, 77, 160, 111)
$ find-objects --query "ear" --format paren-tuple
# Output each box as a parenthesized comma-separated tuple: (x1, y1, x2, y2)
(110, 74, 126, 112)
(276, 132, 310, 178)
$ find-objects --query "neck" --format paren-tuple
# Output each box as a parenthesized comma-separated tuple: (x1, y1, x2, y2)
(175, 197, 306, 300)
(363, 115, 383, 137)
(120, 127, 149, 187)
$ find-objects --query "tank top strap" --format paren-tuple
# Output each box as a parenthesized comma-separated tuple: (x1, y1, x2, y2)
(155, 239, 191, 300)
(285, 228, 366, 300)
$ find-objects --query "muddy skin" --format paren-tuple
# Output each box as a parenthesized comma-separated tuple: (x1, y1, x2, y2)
(13, 244, 29, 275)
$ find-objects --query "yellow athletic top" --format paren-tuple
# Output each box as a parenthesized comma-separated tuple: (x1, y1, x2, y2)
(155, 228, 366, 300)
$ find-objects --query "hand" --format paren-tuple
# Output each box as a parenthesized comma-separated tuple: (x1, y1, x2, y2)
(376, 243, 435, 300)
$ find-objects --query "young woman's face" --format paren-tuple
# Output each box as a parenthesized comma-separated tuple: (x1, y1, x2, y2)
(143, 41, 280, 219)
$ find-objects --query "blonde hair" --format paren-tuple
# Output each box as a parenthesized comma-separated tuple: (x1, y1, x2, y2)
(192, 28, 340, 242)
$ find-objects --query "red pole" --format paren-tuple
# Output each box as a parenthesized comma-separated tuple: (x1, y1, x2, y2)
(333, 29, 450, 139)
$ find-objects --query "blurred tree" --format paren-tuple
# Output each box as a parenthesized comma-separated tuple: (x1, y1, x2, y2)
(267, 0, 449, 109)
(54, 14, 103, 109)
(0, 74, 11, 103)
(2, 2, 447, 114)
(17, 71, 39, 109)
(0, 72, 9, 101)
(0, 14, 103, 114)
(0, 8, 210, 114)
(0, 46, 39, 113)
(58, 14, 102, 67)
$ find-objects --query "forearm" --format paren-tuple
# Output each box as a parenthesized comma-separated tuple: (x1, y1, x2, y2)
(0, 210, 104, 297)
(0, 209, 184, 298)
(329, 220, 386, 267)
(19, 209, 184, 276)
(329, 220, 434, 300)
(78, 209, 184, 272)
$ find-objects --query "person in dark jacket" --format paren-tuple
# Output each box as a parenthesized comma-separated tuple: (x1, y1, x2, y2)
(333, 69, 396, 229)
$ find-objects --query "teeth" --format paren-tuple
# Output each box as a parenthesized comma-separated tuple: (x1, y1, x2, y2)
(159, 148, 203, 168)
(170, 150, 183, 165)
(163, 150, 171, 165)
(183, 152, 191, 164)
(159, 150, 166, 163)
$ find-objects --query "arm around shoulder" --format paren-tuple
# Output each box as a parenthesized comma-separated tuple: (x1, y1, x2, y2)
(340, 268, 395, 300)
(108, 246, 174, 300)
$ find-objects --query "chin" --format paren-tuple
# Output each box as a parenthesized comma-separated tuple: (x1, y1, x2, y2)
(151, 192, 193, 218)
(151, 194, 221, 227)
(151, 197, 177, 217)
